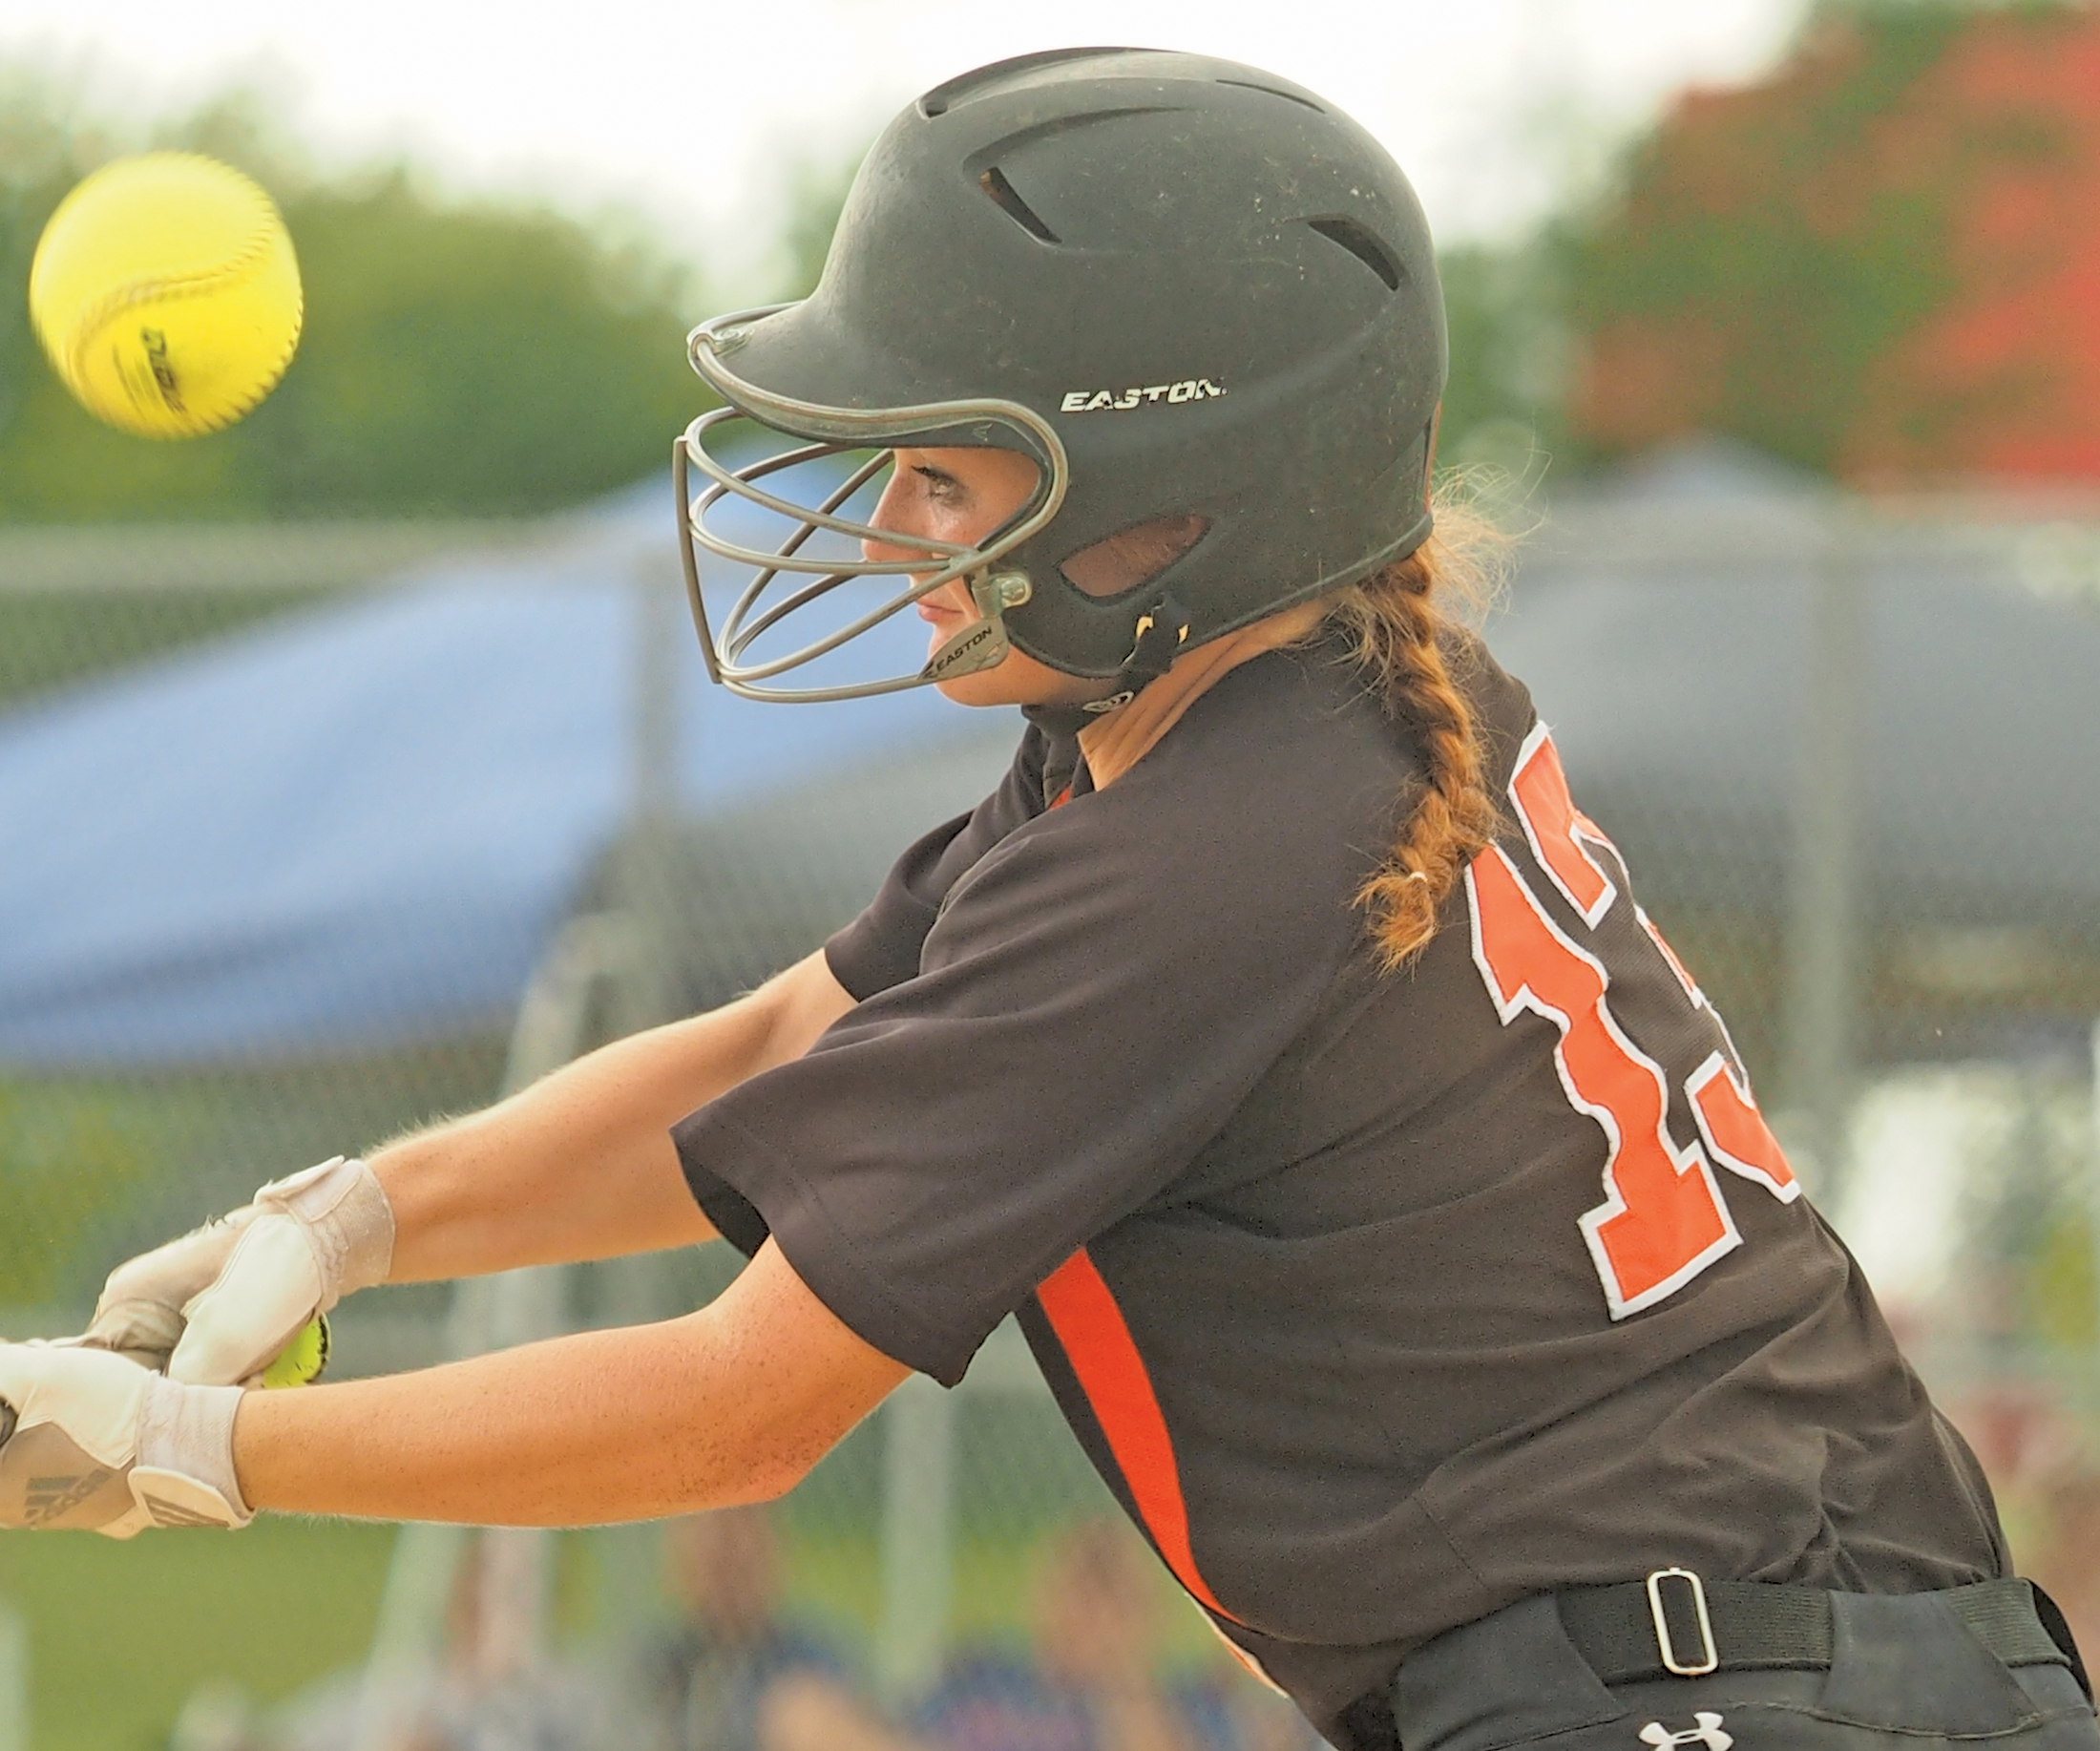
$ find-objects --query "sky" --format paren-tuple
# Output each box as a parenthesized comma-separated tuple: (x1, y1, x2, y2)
(3, 0, 1809, 289)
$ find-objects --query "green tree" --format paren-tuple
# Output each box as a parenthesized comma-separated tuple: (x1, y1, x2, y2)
(1436, 234, 1574, 488)
(1566, 0, 2100, 481)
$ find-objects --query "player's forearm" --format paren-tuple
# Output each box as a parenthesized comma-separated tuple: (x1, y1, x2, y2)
(374, 954, 851, 1281)
(372, 1012, 750, 1281)
(231, 1244, 908, 1524)
(234, 1322, 772, 1524)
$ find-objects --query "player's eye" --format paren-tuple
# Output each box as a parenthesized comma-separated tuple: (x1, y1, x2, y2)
(913, 464, 965, 505)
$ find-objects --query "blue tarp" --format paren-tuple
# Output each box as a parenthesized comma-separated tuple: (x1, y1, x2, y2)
(0, 517, 1010, 1068)
(10, 441, 2095, 1070)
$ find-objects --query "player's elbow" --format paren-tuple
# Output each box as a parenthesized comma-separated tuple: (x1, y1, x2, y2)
(650, 1428, 814, 1515)
(673, 1239, 911, 1508)
(743, 1462, 810, 1505)
(662, 1393, 869, 1510)
(739, 1412, 867, 1503)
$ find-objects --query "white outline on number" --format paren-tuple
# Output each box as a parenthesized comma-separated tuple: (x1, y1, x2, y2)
(1511, 723, 1619, 927)
(1467, 847, 1742, 1319)
(1473, 730, 1798, 1318)
(1686, 1052, 1801, 1203)
(1643, 904, 1764, 1109)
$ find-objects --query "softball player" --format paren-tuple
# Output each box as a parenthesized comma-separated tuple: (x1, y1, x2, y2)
(1, 47, 2090, 1751)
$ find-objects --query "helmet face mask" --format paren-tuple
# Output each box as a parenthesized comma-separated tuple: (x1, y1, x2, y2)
(676, 321, 1067, 702)
(675, 47, 1447, 706)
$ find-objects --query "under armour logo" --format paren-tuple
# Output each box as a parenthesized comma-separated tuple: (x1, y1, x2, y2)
(1640, 1714, 1732, 1751)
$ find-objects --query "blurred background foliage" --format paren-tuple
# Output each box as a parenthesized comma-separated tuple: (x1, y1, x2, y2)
(1564, 0, 2100, 484)
(1439, 0, 2100, 490)
(0, 75, 708, 521)
(7, 1, 2100, 525)
(0, 1080, 152, 1306)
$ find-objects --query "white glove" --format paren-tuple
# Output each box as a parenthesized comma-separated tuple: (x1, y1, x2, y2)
(0, 1342, 250, 1537)
(86, 1156, 395, 1387)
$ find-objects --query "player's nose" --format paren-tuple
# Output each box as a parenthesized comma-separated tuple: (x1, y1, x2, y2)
(862, 461, 929, 565)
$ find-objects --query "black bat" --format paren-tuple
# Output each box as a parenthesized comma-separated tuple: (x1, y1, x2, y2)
(0, 1400, 13, 1449)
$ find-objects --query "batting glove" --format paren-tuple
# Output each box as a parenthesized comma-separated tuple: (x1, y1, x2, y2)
(86, 1155, 395, 1387)
(0, 1342, 250, 1536)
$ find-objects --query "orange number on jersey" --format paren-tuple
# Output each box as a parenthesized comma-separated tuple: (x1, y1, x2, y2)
(1688, 1054, 1797, 1200)
(1510, 729, 1616, 925)
(1469, 726, 1796, 1319)
(1640, 904, 1799, 1202)
(1468, 844, 1739, 1316)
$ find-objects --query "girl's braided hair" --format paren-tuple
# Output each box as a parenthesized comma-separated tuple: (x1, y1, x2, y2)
(1321, 491, 1511, 971)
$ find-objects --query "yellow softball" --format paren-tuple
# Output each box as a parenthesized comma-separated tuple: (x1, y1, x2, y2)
(261, 1315, 330, 1390)
(29, 152, 303, 439)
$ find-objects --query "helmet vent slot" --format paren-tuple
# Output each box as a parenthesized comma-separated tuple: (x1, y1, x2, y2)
(1215, 77, 1324, 113)
(922, 47, 1144, 118)
(977, 167, 1060, 243)
(1307, 217, 1401, 291)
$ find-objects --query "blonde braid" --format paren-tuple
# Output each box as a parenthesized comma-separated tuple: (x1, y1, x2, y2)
(1325, 502, 1508, 971)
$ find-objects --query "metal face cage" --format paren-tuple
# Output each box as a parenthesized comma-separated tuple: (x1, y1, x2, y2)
(674, 306, 1071, 704)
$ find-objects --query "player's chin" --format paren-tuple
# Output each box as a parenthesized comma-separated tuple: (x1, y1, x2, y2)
(924, 618, 1013, 707)
(932, 662, 1026, 708)
(929, 639, 1087, 709)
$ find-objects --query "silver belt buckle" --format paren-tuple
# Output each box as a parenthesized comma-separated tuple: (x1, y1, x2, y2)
(1646, 1568, 1719, 1676)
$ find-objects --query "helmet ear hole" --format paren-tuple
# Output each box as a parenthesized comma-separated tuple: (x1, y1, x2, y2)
(1058, 515, 1210, 601)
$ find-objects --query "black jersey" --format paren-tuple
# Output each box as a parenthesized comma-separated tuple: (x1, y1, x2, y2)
(673, 634, 2006, 1751)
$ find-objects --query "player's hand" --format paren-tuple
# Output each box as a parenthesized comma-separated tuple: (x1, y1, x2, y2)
(0, 1341, 250, 1536)
(85, 1155, 394, 1386)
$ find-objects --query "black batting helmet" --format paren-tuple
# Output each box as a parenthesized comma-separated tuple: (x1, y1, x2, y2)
(676, 46, 1446, 704)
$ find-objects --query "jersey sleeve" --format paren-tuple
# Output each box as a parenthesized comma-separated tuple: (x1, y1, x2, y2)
(822, 729, 1049, 1002)
(673, 718, 1374, 1385)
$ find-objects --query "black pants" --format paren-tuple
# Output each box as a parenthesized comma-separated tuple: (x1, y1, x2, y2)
(1390, 1591, 2099, 1751)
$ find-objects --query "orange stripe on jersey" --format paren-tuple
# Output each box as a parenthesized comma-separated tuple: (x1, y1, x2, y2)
(1036, 1249, 1239, 1622)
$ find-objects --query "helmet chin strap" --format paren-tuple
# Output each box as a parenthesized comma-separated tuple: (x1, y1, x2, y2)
(1079, 591, 1193, 715)
(926, 579, 1196, 732)
(1022, 592, 1195, 740)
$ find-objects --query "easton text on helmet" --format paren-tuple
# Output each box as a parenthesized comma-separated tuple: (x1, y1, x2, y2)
(1060, 381, 1227, 413)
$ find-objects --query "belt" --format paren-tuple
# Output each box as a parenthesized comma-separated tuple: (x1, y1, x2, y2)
(1556, 1570, 2077, 1689)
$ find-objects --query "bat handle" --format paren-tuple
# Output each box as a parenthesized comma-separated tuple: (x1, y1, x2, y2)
(0, 1400, 14, 1450)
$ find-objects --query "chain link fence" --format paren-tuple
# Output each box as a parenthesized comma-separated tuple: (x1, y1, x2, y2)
(1503, 449, 2100, 1662)
(1, 463, 2098, 1746)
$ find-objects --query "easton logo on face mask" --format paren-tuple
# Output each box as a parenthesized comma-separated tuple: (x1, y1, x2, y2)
(926, 619, 1003, 677)
(1060, 380, 1227, 413)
